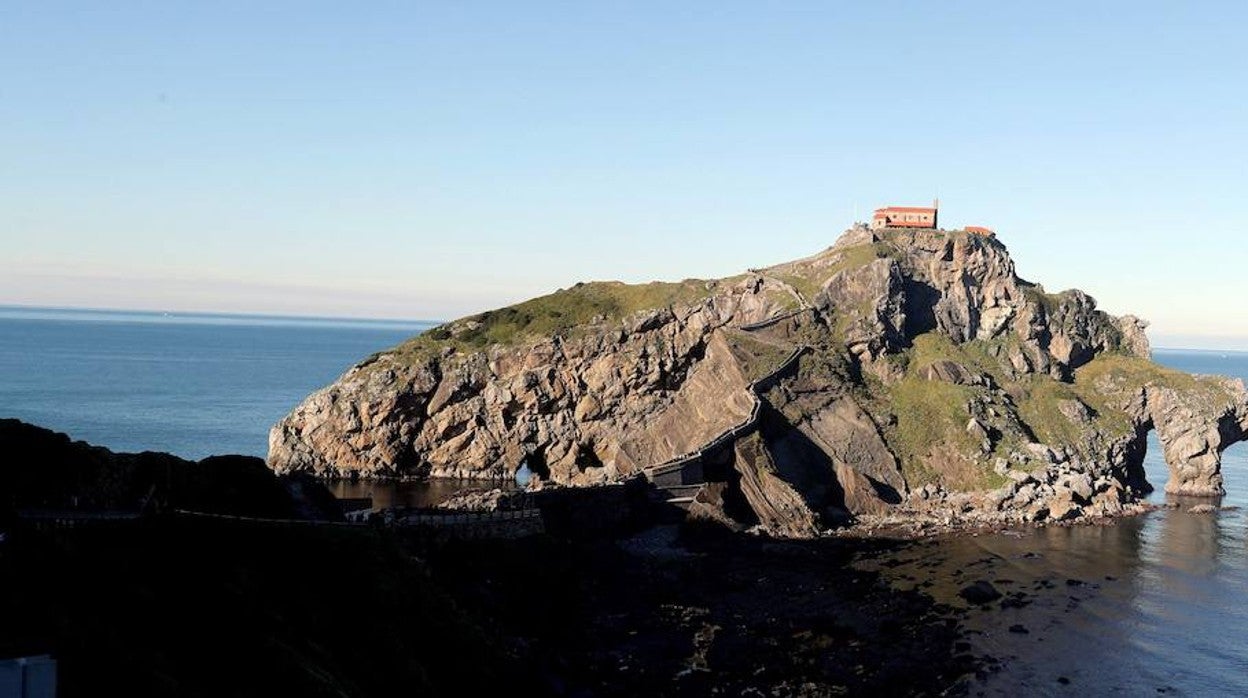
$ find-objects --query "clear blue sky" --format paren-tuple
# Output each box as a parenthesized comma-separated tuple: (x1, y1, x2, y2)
(3, 2, 1246, 348)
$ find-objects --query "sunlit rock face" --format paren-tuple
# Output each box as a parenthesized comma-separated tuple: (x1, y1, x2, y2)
(270, 226, 1248, 536)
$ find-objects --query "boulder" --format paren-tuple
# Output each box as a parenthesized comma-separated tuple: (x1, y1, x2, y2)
(1048, 489, 1082, 521)
(958, 581, 1002, 605)
(1146, 381, 1248, 496)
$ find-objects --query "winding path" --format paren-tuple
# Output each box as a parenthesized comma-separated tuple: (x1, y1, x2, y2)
(642, 339, 808, 486)
(639, 277, 815, 498)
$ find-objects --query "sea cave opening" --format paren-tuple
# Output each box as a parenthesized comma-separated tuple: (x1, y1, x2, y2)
(1135, 424, 1242, 505)
(1213, 439, 1248, 508)
(1138, 429, 1168, 503)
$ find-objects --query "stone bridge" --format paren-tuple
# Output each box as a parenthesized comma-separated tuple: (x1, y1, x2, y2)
(380, 507, 545, 539)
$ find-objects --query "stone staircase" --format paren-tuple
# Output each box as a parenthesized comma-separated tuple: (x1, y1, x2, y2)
(649, 483, 705, 510)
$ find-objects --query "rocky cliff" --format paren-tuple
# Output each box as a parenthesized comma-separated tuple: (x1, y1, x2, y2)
(269, 227, 1248, 534)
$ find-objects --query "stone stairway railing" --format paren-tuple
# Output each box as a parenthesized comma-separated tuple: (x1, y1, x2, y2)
(387, 507, 542, 527)
(382, 506, 546, 539)
(737, 307, 809, 332)
(174, 506, 544, 540)
(643, 343, 807, 484)
(748, 272, 812, 313)
(16, 508, 144, 529)
(174, 509, 365, 527)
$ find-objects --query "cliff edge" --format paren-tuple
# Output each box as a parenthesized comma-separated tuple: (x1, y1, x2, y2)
(269, 227, 1248, 534)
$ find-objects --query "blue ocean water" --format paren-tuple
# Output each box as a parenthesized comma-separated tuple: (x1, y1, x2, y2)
(0, 306, 434, 459)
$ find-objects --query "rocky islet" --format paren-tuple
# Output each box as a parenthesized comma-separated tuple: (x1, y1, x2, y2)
(269, 226, 1248, 535)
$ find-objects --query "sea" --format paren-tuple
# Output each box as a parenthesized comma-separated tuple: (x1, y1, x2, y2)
(1, 306, 1246, 694)
(0, 306, 435, 459)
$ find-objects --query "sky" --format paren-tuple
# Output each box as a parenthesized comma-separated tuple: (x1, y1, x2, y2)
(3, 2, 1246, 348)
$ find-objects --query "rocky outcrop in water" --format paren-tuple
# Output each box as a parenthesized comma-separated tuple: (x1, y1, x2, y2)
(1, 419, 340, 520)
(1141, 381, 1248, 495)
(269, 226, 1248, 536)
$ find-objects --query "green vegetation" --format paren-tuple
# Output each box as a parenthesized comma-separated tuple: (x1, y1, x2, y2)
(901, 332, 1017, 386)
(818, 242, 891, 279)
(892, 334, 1108, 478)
(1019, 282, 1064, 317)
(891, 334, 1023, 483)
(770, 242, 890, 300)
(1073, 353, 1232, 416)
(905, 334, 994, 375)
(980, 468, 1012, 490)
(876, 333, 1239, 487)
(885, 375, 978, 487)
(877, 332, 1120, 488)
(766, 287, 803, 311)
(722, 331, 797, 383)
(1013, 375, 1096, 448)
(442, 280, 715, 346)
(1076, 353, 1209, 393)
(383, 279, 719, 361)
(773, 273, 821, 301)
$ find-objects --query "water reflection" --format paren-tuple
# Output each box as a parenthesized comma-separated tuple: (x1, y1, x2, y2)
(1153, 494, 1224, 577)
(852, 422, 1248, 695)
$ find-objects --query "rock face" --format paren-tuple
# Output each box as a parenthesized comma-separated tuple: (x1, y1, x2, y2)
(1143, 382, 1248, 496)
(2, 419, 339, 521)
(269, 226, 1248, 535)
(269, 278, 787, 484)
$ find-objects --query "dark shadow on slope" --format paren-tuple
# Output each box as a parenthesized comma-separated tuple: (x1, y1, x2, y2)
(753, 404, 851, 523)
(1125, 422, 1155, 495)
(700, 448, 763, 527)
(869, 474, 904, 505)
(902, 280, 942, 340)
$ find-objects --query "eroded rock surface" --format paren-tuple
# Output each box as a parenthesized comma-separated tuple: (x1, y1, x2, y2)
(270, 227, 1248, 536)
(1145, 381, 1248, 496)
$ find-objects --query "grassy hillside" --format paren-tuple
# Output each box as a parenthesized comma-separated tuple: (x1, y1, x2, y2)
(766, 241, 890, 299)
(381, 279, 721, 362)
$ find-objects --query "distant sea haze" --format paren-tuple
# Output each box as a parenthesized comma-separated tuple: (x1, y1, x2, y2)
(0, 306, 436, 459)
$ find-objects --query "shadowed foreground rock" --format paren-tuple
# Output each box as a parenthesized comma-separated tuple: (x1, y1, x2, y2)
(0, 423, 977, 697)
(0, 419, 339, 520)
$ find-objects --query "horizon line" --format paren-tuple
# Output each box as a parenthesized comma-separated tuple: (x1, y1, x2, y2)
(0, 302, 444, 327)
(5, 302, 1248, 353)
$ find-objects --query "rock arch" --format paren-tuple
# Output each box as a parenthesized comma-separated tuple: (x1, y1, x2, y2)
(1144, 383, 1248, 496)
